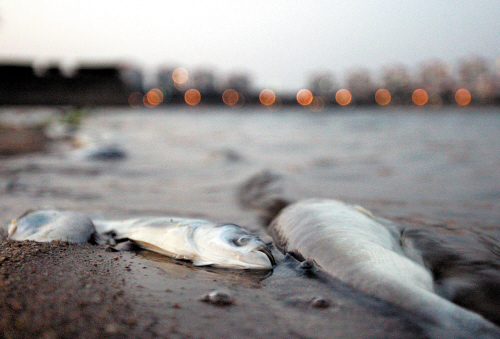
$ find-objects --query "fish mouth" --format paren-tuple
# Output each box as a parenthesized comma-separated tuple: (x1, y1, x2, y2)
(257, 246, 276, 266)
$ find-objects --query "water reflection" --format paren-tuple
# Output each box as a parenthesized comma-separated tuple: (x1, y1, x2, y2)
(138, 250, 273, 287)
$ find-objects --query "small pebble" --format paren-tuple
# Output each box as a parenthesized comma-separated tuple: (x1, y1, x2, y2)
(299, 260, 314, 269)
(310, 296, 330, 309)
(104, 323, 120, 334)
(200, 290, 235, 306)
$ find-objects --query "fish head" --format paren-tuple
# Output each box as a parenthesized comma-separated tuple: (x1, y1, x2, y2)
(192, 224, 275, 270)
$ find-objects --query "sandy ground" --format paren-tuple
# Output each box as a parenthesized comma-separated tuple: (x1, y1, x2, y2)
(0, 235, 430, 339)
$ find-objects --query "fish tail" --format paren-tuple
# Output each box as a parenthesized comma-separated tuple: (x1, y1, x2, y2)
(404, 228, 500, 326)
(237, 170, 291, 227)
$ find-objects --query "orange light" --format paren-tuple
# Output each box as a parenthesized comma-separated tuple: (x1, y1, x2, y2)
(143, 95, 156, 108)
(375, 89, 391, 106)
(184, 89, 201, 106)
(296, 89, 314, 106)
(309, 96, 325, 112)
(146, 88, 164, 106)
(259, 89, 276, 106)
(234, 93, 245, 107)
(222, 89, 239, 106)
(128, 92, 143, 107)
(335, 89, 352, 106)
(412, 89, 428, 106)
(455, 88, 472, 106)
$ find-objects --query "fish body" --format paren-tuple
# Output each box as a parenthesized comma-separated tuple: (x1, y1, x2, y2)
(7, 210, 274, 270)
(8, 209, 96, 243)
(94, 217, 275, 270)
(269, 199, 500, 338)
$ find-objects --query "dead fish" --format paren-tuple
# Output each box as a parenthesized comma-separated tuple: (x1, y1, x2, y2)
(239, 171, 500, 338)
(8, 209, 96, 243)
(94, 217, 275, 270)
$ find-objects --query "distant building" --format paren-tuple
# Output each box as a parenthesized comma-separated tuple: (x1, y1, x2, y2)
(346, 68, 375, 105)
(224, 72, 252, 95)
(120, 66, 144, 93)
(191, 69, 216, 94)
(308, 72, 337, 101)
(458, 56, 493, 103)
(419, 59, 456, 105)
(0, 61, 133, 105)
(382, 64, 414, 105)
(191, 69, 219, 104)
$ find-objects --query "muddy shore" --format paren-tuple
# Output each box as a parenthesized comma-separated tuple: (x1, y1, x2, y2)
(0, 236, 431, 339)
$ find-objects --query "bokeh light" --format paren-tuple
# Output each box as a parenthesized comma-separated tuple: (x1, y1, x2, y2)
(455, 88, 472, 106)
(412, 89, 429, 106)
(222, 89, 239, 106)
(259, 89, 276, 106)
(318, 76, 335, 93)
(128, 92, 143, 107)
(266, 97, 282, 112)
(309, 96, 325, 112)
(172, 67, 189, 90)
(184, 89, 201, 106)
(375, 89, 391, 106)
(335, 89, 352, 106)
(145, 88, 163, 106)
(296, 89, 314, 106)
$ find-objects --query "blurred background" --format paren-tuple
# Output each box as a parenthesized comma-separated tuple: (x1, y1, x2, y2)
(1, 1, 500, 107)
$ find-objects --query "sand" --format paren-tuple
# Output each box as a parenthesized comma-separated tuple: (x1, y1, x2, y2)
(0, 236, 430, 339)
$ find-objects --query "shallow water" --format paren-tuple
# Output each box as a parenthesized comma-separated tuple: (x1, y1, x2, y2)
(2, 106, 500, 228)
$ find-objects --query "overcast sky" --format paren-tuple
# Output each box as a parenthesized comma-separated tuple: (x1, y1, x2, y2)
(1, 1, 499, 91)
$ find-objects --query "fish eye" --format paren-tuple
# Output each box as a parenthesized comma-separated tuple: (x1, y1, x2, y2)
(232, 236, 252, 246)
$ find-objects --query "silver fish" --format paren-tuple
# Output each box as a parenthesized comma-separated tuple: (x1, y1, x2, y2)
(8, 209, 96, 243)
(94, 217, 275, 270)
(7, 209, 274, 270)
(268, 199, 500, 338)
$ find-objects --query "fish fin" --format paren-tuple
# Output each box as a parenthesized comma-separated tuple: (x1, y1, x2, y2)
(192, 258, 216, 266)
(89, 231, 105, 245)
(7, 219, 17, 240)
(353, 205, 376, 219)
(237, 170, 292, 227)
(113, 240, 140, 252)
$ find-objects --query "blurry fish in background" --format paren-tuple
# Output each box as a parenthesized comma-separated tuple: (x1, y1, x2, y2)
(69, 128, 127, 161)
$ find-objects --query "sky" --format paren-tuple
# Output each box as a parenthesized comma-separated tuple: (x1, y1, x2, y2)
(1, 1, 499, 92)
